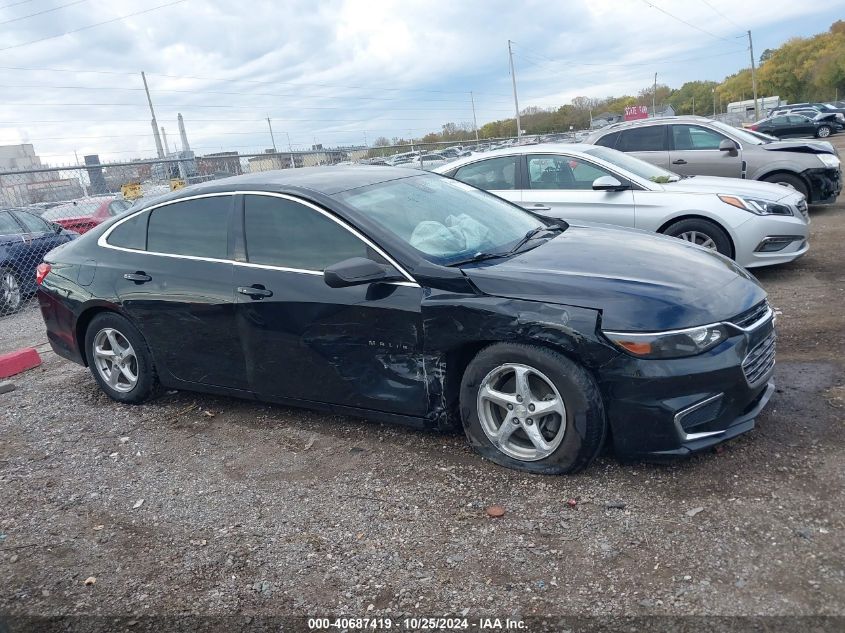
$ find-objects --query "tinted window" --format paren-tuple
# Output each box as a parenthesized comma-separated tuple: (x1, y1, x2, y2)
(453, 156, 519, 190)
(147, 196, 230, 258)
(594, 131, 620, 148)
(618, 126, 667, 152)
(671, 125, 726, 150)
(13, 211, 50, 233)
(527, 155, 615, 190)
(0, 211, 21, 235)
(244, 195, 369, 271)
(770, 117, 788, 125)
(108, 212, 148, 250)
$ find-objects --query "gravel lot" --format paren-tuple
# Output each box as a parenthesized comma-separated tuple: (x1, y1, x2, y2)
(1, 144, 844, 629)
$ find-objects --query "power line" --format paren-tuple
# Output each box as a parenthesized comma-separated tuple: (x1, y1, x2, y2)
(639, 0, 739, 43)
(0, 0, 87, 27)
(0, 0, 188, 52)
(0, 0, 36, 9)
(513, 43, 744, 70)
(1, 102, 513, 113)
(700, 0, 743, 29)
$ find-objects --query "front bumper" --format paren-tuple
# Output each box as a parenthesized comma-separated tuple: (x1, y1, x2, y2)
(598, 308, 776, 458)
(803, 166, 842, 204)
(734, 211, 809, 268)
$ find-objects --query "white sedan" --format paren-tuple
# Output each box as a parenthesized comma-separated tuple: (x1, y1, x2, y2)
(435, 143, 810, 268)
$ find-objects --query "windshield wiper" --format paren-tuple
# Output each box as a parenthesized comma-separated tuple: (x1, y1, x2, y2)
(446, 251, 511, 267)
(505, 224, 566, 256)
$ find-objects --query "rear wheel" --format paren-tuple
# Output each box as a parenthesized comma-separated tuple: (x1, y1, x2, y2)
(0, 267, 22, 315)
(762, 172, 809, 199)
(85, 312, 157, 404)
(816, 125, 832, 138)
(460, 343, 606, 474)
(662, 218, 732, 258)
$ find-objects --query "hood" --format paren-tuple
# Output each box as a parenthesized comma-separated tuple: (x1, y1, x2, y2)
(661, 175, 803, 202)
(759, 139, 835, 154)
(462, 225, 766, 331)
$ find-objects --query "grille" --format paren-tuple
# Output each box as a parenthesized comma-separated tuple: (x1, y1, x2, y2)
(796, 199, 809, 221)
(730, 301, 770, 330)
(742, 331, 776, 385)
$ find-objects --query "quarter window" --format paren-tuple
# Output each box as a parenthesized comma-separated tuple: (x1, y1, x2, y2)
(453, 156, 519, 190)
(244, 195, 371, 271)
(146, 196, 231, 259)
(527, 155, 616, 190)
(593, 131, 620, 149)
(671, 125, 726, 150)
(617, 126, 667, 152)
(108, 212, 148, 250)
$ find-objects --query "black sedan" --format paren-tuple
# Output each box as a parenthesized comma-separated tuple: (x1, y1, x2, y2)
(750, 114, 837, 139)
(37, 168, 776, 473)
(1, 208, 76, 314)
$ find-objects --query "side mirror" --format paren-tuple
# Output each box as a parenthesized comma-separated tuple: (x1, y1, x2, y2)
(592, 175, 626, 191)
(324, 257, 403, 288)
(719, 139, 738, 153)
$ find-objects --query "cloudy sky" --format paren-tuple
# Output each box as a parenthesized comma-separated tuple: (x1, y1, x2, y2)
(0, 0, 842, 165)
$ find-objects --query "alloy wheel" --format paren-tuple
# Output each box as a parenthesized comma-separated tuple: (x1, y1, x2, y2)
(1, 270, 21, 311)
(678, 231, 717, 250)
(818, 127, 831, 138)
(476, 363, 567, 461)
(92, 328, 139, 393)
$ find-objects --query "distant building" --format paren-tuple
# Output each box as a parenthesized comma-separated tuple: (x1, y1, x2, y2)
(198, 151, 243, 178)
(0, 144, 83, 206)
(84, 155, 109, 195)
(151, 150, 198, 182)
(727, 96, 784, 119)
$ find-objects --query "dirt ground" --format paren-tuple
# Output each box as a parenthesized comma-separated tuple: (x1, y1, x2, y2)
(1, 143, 843, 631)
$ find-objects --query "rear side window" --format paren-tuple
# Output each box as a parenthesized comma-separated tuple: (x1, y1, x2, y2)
(617, 126, 667, 152)
(13, 211, 50, 233)
(593, 131, 620, 149)
(244, 195, 370, 271)
(108, 212, 148, 250)
(453, 157, 519, 190)
(0, 211, 21, 235)
(147, 196, 231, 259)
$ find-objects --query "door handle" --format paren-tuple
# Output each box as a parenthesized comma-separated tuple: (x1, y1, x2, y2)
(123, 272, 151, 283)
(237, 285, 273, 299)
(672, 159, 687, 165)
(527, 204, 552, 211)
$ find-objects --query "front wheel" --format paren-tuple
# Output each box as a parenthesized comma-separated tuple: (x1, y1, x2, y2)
(85, 312, 158, 404)
(816, 125, 832, 138)
(662, 218, 733, 258)
(459, 343, 606, 474)
(0, 267, 23, 315)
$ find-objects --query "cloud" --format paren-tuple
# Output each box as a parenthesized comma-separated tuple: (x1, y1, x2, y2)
(0, 0, 841, 164)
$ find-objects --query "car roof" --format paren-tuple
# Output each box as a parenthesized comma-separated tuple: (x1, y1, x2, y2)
(590, 115, 715, 134)
(433, 143, 601, 170)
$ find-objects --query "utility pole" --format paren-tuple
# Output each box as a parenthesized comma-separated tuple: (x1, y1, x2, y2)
(266, 117, 277, 152)
(161, 127, 170, 155)
(692, 94, 695, 115)
(470, 91, 479, 143)
(141, 71, 165, 159)
(652, 72, 657, 118)
(507, 40, 521, 139)
(286, 132, 295, 169)
(748, 30, 760, 120)
(712, 88, 716, 117)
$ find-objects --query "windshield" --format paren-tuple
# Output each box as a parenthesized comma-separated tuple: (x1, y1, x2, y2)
(707, 120, 766, 145)
(334, 174, 544, 265)
(582, 146, 680, 183)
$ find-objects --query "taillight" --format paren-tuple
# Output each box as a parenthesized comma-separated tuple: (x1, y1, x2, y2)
(36, 263, 51, 285)
(749, 125, 759, 131)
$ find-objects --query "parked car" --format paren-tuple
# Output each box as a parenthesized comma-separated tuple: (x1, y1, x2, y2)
(436, 144, 809, 268)
(1, 208, 77, 313)
(40, 196, 132, 234)
(768, 105, 845, 126)
(749, 114, 838, 139)
(585, 116, 842, 204)
(38, 167, 776, 473)
(770, 103, 845, 120)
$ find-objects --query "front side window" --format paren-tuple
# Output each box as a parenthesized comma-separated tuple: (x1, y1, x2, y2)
(527, 155, 614, 190)
(453, 156, 519, 190)
(618, 126, 667, 152)
(334, 174, 542, 265)
(0, 211, 21, 235)
(244, 195, 370, 271)
(13, 211, 50, 233)
(671, 125, 726, 150)
(146, 196, 231, 259)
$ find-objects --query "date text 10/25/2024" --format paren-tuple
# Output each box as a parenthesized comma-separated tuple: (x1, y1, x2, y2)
(307, 617, 526, 630)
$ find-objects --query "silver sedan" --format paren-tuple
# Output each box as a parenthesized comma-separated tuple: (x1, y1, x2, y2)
(436, 143, 810, 268)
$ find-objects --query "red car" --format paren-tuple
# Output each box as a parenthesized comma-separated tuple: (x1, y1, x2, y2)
(40, 196, 131, 234)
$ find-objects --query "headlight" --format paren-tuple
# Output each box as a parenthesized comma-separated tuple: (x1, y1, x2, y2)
(718, 194, 792, 215)
(818, 154, 841, 169)
(603, 324, 729, 359)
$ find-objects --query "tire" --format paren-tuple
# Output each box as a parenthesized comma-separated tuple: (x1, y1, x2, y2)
(662, 218, 733, 258)
(762, 172, 809, 199)
(816, 125, 832, 138)
(84, 312, 158, 404)
(459, 343, 606, 474)
(0, 266, 23, 315)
